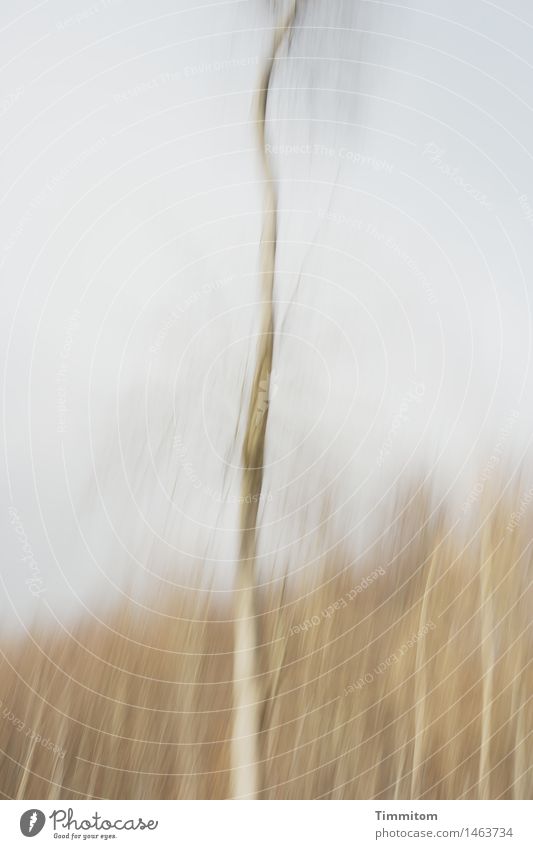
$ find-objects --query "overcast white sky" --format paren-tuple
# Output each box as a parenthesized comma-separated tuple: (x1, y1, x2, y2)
(2, 0, 533, 631)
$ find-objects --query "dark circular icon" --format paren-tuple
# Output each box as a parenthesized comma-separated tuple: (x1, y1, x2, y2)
(20, 810, 46, 837)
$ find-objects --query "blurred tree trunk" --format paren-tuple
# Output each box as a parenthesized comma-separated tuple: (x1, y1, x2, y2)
(231, 0, 297, 800)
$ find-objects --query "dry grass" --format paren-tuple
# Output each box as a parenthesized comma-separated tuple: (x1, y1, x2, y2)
(0, 485, 531, 799)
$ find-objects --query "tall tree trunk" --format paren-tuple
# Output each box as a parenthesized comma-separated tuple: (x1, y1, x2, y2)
(231, 0, 297, 800)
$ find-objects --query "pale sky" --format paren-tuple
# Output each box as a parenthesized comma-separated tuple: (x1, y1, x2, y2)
(2, 0, 533, 630)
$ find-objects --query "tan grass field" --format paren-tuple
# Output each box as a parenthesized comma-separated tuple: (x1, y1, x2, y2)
(0, 485, 531, 799)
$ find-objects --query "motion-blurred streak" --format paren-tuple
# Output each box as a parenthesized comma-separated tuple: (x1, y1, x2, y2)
(0, 484, 531, 799)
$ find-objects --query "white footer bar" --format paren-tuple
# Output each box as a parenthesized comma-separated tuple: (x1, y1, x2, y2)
(2, 800, 531, 848)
